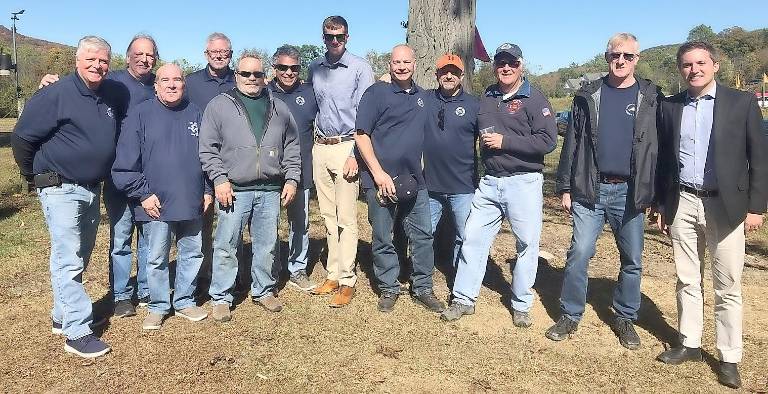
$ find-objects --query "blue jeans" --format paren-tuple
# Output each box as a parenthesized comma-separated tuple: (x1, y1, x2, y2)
(452, 173, 543, 312)
(210, 190, 280, 305)
(142, 219, 203, 314)
(39, 183, 101, 340)
(286, 188, 310, 275)
(366, 188, 435, 295)
(103, 181, 149, 302)
(560, 182, 645, 321)
(428, 192, 473, 268)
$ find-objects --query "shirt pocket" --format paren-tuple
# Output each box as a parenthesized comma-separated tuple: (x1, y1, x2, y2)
(258, 145, 281, 179)
(228, 145, 261, 183)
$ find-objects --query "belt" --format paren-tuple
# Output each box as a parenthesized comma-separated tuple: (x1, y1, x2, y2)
(599, 174, 630, 184)
(61, 178, 100, 189)
(314, 135, 355, 145)
(680, 184, 718, 198)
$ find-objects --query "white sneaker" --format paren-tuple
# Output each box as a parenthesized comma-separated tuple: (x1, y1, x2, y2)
(142, 313, 165, 330)
(176, 306, 208, 322)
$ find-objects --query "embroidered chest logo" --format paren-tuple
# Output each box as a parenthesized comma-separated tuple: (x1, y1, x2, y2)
(417, 97, 424, 107)
(506, 99, 523, 114)
(105, 106, 114, 119)
(625, 103, 637, 116)
(188, 121, 199, 137)
(295, 96, 305, 106)
(455, 106, 466, 117)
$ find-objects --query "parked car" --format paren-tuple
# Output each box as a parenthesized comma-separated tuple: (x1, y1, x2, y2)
(555, 110, 570, 136)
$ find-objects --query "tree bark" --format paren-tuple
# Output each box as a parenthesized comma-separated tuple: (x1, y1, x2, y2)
(406, 0, 476, 92)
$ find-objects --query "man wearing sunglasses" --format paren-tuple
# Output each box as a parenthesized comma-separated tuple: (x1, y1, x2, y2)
(441, 43, 557, 327)
(199, 51, 301, 322)
(549, 33, 662, 350)
(422, 54, 479, 277)
(307, 15, 374, 306)
(267, 45, 320, 295)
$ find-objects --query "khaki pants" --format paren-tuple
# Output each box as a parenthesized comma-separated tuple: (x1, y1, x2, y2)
(312, 140, 359, 287)
(669, 190, 745, 363)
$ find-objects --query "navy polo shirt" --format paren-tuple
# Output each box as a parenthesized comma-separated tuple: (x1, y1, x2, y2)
(268, 80, 318, 189)
(13, 73, 129, 184)
(111, 98, 209, 222)
(107, 69, 156, 108)
(185, 67, 235, 110)
(355, 81, 427, 190)
(423, 88, 479, 194)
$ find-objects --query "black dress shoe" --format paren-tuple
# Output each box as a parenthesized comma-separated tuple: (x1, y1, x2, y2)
(717, 362, 741, 389)
(656, 346, 702, 365)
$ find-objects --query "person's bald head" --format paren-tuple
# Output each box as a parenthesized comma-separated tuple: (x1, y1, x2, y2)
(155, 63, 185, 107)
(389, 44, 415, 87)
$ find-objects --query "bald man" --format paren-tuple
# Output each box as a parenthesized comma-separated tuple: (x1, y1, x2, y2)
(355, 45, 445, 313)
(112, 64, 213, 330)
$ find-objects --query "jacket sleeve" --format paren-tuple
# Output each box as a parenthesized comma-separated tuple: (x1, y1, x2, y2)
(500, 94, 558, 156)
(281, 109, 302, 187)
(111, 110, 152, 201)
(652, 88, 666, 210)
(555, 98, 579, 194)
(746, 94, 768, 214)
(11, 87, 60, 177)
(198, 99, 228, 186)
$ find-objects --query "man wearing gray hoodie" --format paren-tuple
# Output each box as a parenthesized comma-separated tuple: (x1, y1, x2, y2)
(199, 50, 301, 322)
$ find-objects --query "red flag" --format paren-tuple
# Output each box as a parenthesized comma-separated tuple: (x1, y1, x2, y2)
(474, 27, 491, 62)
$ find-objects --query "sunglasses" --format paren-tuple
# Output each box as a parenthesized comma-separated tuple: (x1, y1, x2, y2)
(275, 64, 301, 73)
(608, 52, 637, 61)
(494, 59, 521, 69)
(323, 33, 347, 43)
(236, 70, 265, 78)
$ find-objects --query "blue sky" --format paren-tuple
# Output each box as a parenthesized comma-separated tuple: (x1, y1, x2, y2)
(2, 0, 766, 73)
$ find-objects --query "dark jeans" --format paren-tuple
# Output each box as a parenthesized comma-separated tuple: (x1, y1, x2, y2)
(560, 182, 645, 321)
(366, 188, 435, 295)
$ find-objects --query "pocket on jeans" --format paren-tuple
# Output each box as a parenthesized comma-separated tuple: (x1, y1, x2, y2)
(38, 183, 77, 196)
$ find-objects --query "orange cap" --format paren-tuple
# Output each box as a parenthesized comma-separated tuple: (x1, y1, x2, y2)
(436, 53, 464, 73)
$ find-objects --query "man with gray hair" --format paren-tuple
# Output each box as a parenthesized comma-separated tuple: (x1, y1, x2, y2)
(267, 45, 320, 293)
(12, 36, 129, 357)
(548, 33, 661, 349)
(186, 32, 236, 109)
(200, 50, 301, 322)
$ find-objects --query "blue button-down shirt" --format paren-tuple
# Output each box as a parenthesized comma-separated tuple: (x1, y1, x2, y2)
(308, 50, 374, 138)
(679, 84, 717, 190)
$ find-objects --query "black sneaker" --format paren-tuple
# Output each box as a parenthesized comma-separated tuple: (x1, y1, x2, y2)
(137, 295, 150, 307)
(545, 316, 579, 341)
(412, 290, 446, 313)
(64, 334, 111, 358)
(612, 318, 641, 350)
(377, 292, 399, 313)
(114, 299, 136, 318)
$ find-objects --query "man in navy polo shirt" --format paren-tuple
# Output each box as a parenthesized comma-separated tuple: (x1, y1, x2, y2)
(12, 36, 128, 358)
(355, 44, 445, 313)
(441, 43, 558, 327)
(423, 53, 479, 274)
(268, 45, 320, 293)
(112, 64, 213, 330)
(37, 34, 161, 318)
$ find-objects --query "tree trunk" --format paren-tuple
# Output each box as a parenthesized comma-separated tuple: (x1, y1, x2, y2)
(406, 0, 476, 92)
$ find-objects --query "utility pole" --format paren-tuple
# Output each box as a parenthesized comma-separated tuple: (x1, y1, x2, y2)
(11, 10, 24, 117)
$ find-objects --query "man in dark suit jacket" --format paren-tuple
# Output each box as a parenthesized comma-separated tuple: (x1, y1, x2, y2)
(654, 41, 768, 389)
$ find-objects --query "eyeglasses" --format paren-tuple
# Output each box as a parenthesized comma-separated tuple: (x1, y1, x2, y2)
(323, 33, 347, 43)
(438, 107, 445, 131)
(275, 64, 301, 73)
(608, 52, 637, 61)
(236, 70, 265, 78)
(206, 49, 232, 58)
(494, 59, 521, 69)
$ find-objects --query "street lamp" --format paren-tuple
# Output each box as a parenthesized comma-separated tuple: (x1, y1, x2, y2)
(0, 9, 24, 117)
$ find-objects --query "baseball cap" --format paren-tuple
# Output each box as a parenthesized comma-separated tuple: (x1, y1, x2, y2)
(494, 43, 523, 60)
(436, 53, 464, 72)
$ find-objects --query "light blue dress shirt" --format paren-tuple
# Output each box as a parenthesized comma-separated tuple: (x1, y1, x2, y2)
(308, 50, 374, 138)
(679, 84, 717, 190)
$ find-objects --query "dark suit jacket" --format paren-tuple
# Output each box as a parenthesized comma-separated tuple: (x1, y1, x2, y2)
(657, 83, 768, 228)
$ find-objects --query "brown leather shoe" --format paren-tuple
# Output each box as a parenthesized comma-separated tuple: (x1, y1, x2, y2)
(311, 279, 339, 295)
(329, 286, 355, 308)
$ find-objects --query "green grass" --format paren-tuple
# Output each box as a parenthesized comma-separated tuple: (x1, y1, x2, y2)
(0, 118, 16, 132)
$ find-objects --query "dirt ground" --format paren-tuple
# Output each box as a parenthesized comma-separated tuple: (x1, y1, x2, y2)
(0, 143, 767, 392)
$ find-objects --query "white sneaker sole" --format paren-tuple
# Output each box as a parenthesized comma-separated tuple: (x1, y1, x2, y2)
(142, 323, 162, 330)
(64, 344, 111, 358)
(176, 310, 208, 322)
(288, 280, 317, 292)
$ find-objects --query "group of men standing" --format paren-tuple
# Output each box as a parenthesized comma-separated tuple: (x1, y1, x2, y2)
(10, 16, 767, 390)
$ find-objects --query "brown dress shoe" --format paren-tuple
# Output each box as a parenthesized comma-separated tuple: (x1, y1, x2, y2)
(311, 279, 339, 295)
(329, 286, 355, 308)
